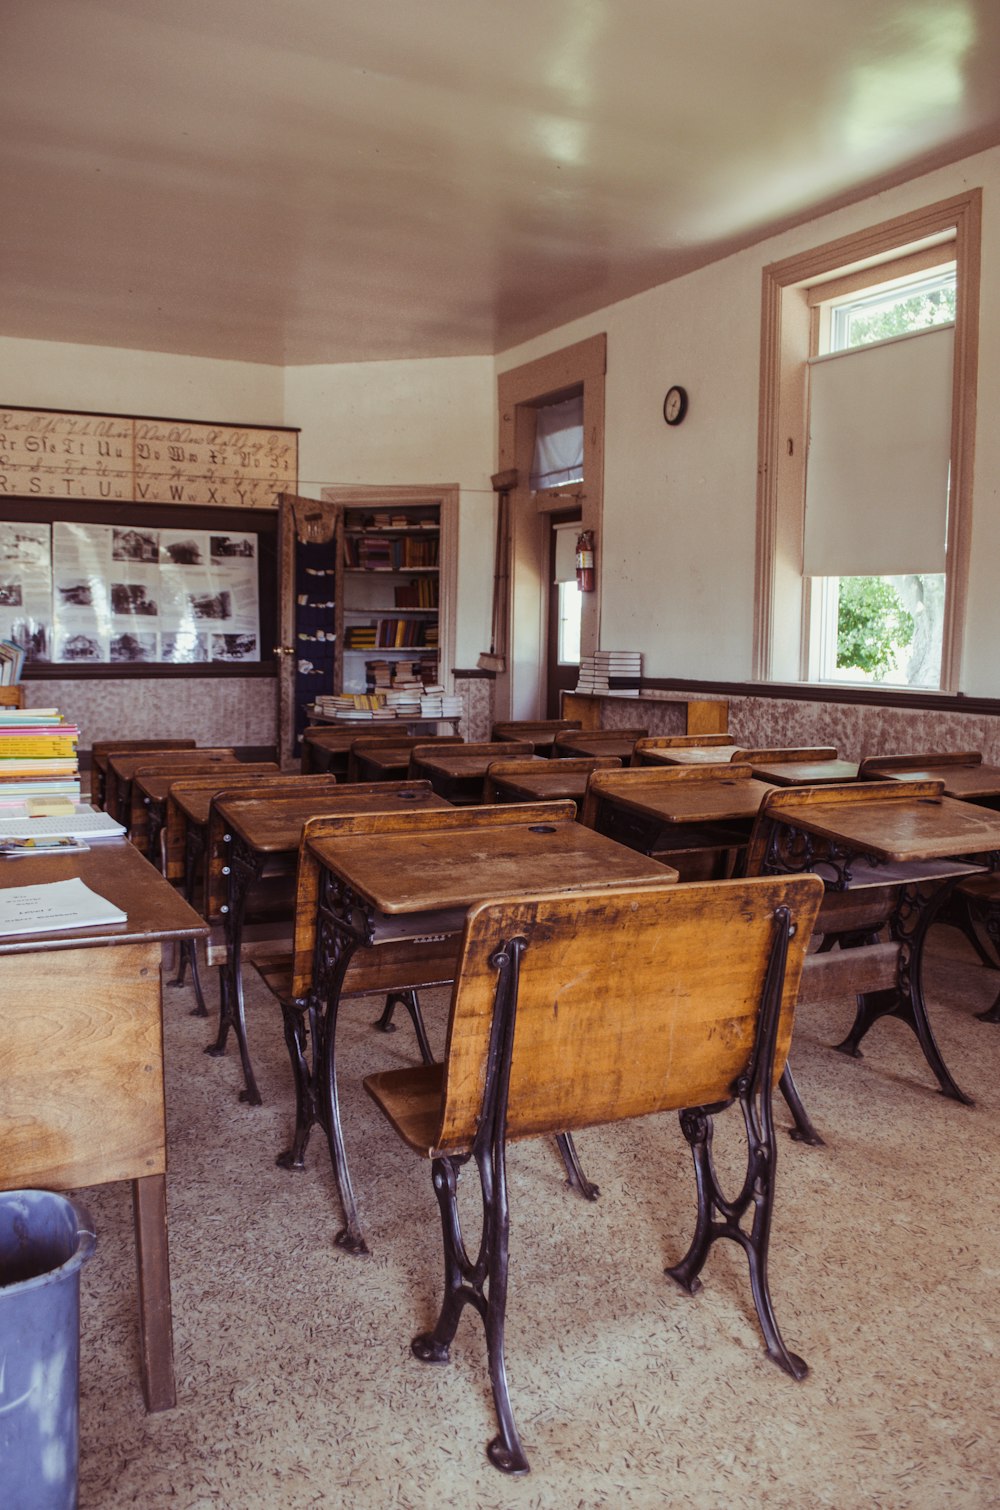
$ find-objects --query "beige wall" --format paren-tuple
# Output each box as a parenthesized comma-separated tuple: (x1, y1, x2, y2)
(283, 354, 495, 671)
(496, 143, 1000, 699)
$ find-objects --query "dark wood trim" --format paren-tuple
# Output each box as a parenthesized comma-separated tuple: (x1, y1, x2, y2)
(27, 662, 276, 680)
(452, 667, 497, 679)
(632, 676, 1000, 717)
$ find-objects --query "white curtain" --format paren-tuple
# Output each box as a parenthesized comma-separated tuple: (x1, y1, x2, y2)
(803, 323, 954, 577)
(530, 394, 584, 490)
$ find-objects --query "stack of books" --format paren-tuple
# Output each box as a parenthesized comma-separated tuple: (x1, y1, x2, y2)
(596, 649, 643, 695)
(420, 686, 463, 719)
(0, 708, 81, 807)
(0, 640, 26, 685)
(574, 655, 610, 695)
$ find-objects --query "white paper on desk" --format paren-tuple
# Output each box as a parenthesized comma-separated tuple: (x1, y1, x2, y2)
(0, 877, 127, 936)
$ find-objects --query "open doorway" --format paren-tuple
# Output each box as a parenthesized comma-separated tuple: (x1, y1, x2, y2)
(547, 512, 582, 716)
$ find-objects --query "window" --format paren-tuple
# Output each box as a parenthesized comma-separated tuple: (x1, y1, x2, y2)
(806, 266, 955, 688)
(754, 191, 981, 693)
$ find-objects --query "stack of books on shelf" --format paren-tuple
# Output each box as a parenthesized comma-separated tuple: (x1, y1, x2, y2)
(345, 625, 379, 650)
(597, 649, 643, 695)
(419, 686, 463, 719)
(394, 578, 439, 608)
(385, 686, 422, 717)
(574, 650, 643, 695)
(0, 708, 81, 808)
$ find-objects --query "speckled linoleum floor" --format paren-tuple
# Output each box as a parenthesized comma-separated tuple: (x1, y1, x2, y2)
(73, 925, 1000, 1509)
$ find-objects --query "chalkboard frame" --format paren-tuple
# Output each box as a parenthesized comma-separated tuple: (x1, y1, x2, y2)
(0, 496, 278, 680)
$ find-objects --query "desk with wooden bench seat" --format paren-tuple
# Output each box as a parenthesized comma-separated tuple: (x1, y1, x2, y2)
(482, 755, 621, 806)
(553, 728, 648, 761)
(106, 747, 241, 829)
(747, 779, 1000, 1108)
(291, 804, 678, 1253)
(134, 761, 281, 862)
(348, 735, 464, 784)
(206, 782, 452, 1105)
(491, 718, 582, 754)
(90, 739, 197, 807)
(406, 742, 535, 803)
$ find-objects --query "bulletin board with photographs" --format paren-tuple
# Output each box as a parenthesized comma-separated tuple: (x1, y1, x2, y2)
(0, 499, 278, 678)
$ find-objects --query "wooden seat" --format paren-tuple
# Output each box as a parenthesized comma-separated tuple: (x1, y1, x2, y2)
(364, 872, 822, 1474)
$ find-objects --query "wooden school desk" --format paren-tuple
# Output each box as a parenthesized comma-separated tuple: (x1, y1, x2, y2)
(754, 781, 1000, 1105)
(581, 765, 773, 860)
(406, 742, 534, 803)
(206, 783, 451, 1105)
(483, 756, 621, 806)
(105, 747, 239, 827)
(134, 761, 280, 861)
(0, 841, 207, 1412)
(90, 739, 196, 807)
(348, 735, 464, 783)
(295, 804, 678, 1253)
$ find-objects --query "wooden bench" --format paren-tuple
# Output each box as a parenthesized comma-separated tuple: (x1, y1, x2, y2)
(364, 872, 822, 1474)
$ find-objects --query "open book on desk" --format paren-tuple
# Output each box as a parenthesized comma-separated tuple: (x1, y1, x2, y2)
(0, 877, 127, 936)
(0, 811, 126, 842)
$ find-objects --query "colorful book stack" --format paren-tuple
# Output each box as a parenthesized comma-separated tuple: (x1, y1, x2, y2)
(0, 708, 81, 807)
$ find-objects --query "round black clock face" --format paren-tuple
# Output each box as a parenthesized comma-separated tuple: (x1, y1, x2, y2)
(663, 385, 688, 425)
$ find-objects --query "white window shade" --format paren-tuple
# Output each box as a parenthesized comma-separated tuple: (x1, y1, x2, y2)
(803, 324, 954, 577)
(530, 394, 584, 490)
(553, 522, 579, 583)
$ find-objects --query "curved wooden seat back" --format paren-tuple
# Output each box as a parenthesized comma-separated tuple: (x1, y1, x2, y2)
(631, 734, 733, 764)
(730, 746, 837, 764)
(580, 762, 755, 830)
(858, 749, 982, 778)
(373, 873, 822, 1158)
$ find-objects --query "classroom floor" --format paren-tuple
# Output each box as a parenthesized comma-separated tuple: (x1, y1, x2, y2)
(74, 926, 1000, 1509)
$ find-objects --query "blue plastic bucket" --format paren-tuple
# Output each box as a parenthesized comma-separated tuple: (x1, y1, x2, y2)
(0, 1191, 96, 1510)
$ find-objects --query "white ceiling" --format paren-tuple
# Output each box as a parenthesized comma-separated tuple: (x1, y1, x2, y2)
(5, 0, 1000, 367)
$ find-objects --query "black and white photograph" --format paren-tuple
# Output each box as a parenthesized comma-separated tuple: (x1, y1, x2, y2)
(56, 580, 95, 608)
(0, 582, 23, 607)
(110, 582, 158, 616)
(211, 631, 257, 661)
(55, 631, 103, 663)
(111, 527, 158, 563)
(109, 631, 157, 662)
(188, 588, 232, 621)
(6, 620, 49, 663)
(159, 532, 206, 566)
(210, 532, 255, 560)
(161, 631, 210, 663)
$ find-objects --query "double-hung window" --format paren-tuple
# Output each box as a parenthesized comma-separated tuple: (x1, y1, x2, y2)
(754, 191, 980, 692)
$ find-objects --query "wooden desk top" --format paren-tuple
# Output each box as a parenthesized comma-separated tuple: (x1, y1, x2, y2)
(353, 744, 423, 775)
(774, 790, 1000, 863)
(137, 761, 280, 803)
(591, 771, 773, 824)
(411, 749, 540, 779)
(217, 783, 451, 855)
(554, 733, 646, 759)
(879, 763, 1000, 800)
(748, 759, 860, 787)
(642, 745, 742, 765)
(172, 774, 337, 829)
(109, 748, 239, 781)
(307, 814, 676, 916)
(490, 768, 598, 803)
(0, 842, 207, 954)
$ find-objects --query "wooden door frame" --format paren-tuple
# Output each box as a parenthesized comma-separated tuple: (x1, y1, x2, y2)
(496, 333, 606, 722)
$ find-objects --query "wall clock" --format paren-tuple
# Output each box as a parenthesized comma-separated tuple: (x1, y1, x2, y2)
(663, 385, 688, 426)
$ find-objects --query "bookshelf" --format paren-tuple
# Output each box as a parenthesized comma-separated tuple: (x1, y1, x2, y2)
(337, 502, 444, 694)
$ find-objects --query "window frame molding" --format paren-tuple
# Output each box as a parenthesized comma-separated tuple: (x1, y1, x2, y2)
(753, 189, 981, 692)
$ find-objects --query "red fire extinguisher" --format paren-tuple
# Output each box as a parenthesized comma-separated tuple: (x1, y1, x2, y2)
(575, 530, 595, 593)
